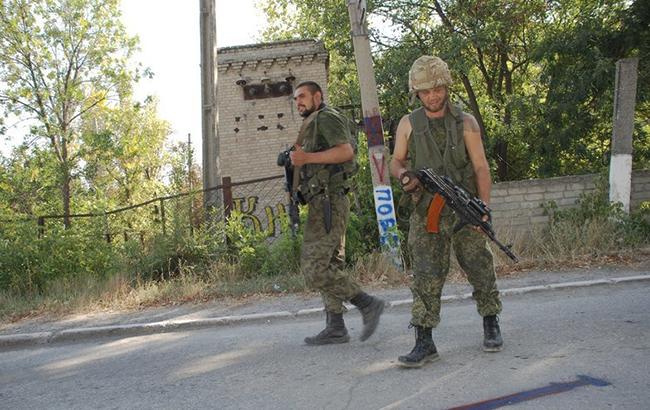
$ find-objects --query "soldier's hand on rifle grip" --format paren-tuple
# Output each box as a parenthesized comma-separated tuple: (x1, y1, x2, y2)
(399, 170, 422, 193)
(289, 144, 308, 167)
(471, 214, 490, 233)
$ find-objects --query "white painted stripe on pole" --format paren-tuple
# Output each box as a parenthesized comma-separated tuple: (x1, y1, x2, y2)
(609, 153, 632, 213)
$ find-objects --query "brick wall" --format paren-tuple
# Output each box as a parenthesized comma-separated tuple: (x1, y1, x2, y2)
(490, 170, 650, 232)
(217, 40, 329, 183)
(216, 40, 330, 236)
(630, 170, 650, 209)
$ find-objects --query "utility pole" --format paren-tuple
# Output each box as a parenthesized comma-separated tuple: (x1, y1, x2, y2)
(187, 133, 193, 191)
(347, 0, 401, 267)
(200, 0, 221, 214)
(188, 133, 194, 235)
(609, 58, 638, 214)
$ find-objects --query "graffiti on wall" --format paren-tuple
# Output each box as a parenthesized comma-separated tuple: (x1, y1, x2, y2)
(232, 196, 287, 237)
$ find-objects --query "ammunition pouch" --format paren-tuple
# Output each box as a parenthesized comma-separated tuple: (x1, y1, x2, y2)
(327, 161, 357, 187)
(299, 163, 354, 204)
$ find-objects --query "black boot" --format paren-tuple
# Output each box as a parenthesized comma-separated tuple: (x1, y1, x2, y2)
(304, 311, 350, 345)
(350, 292, 385, 341)
(483, 315, 503, 352)
(398, 325, 439, 368)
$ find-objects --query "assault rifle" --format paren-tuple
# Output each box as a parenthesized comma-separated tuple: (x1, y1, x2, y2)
(277, 146, 300, 236)
(415, 168, 519, 262)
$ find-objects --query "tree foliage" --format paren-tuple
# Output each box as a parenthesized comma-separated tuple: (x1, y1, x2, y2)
(260, 0, 650, 180)
(0, 144, 60, 216)
(0, 0, 139, 226)
(531, 0, 647, 176)
(80, 98, 170, 207)
(260, 0, 360, 108)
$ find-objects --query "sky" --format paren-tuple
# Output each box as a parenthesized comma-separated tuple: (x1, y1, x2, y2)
(120, 0, 269, 160)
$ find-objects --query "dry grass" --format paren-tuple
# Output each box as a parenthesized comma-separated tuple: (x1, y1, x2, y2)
(2, 226, 648, 324)
(0, 260, 308, 324)
(348, 251, 408, 287)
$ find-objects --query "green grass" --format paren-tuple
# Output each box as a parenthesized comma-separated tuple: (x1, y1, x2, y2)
(2, 194, 648, 325)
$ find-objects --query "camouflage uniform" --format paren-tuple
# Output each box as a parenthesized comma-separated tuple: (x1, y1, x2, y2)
(408, 212, 501, 327)
(397, 55, 502, 366)
(299, 106, 359, 313)
(406, 104, 502, 329)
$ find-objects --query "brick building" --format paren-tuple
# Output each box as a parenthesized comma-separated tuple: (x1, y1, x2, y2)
(217, 39, 329, 182)
(216, 40, 329, 235)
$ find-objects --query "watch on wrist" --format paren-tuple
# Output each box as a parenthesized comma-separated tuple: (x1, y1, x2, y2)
(400, 172, 411, 187)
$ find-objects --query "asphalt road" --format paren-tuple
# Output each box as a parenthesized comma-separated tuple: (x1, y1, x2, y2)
(1, 281, 648, 410)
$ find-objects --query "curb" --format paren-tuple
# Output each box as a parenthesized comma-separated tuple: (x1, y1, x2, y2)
(1, 274, 648, 350)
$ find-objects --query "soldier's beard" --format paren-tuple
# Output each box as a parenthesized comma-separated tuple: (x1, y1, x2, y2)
(300, 100, 324, 118)
(422, 95, 448, 116)
(300, 106, 314, 118)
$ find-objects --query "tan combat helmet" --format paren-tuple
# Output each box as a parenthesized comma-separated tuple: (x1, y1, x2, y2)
(408, 55, 452, 103)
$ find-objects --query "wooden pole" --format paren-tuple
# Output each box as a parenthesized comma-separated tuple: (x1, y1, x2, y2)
(347, 0, 402, 267)
(200, 0, 221, 215)
(187, 133, 194, 235)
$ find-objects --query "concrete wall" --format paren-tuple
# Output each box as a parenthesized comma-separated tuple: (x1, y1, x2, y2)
(490, 170, 650, 232)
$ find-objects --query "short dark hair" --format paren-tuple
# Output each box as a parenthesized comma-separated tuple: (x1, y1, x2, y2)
(296, 81, 323, 97)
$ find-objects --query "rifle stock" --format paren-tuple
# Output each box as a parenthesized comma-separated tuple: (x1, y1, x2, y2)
(415, 168, 519, 262)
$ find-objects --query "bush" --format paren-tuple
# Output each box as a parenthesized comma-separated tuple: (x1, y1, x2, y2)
(0, 221, 119, 294)
(345, 209, 377, 264)
(540, 178, 650, 257)
(259, 214, 302, 276)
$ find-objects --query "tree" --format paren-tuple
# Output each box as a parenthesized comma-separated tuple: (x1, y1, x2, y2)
(260, 0, 361, 108)
(0, 0, 138, 227)
(259, 0, 649, 179)
(75, 97, 171, 239)
(533, 0, 649, 176)
(260, 0, 549, 180)
(371, 0, 549, 180)
(80, 98, 170, 208)
(0, 144, 60, 216)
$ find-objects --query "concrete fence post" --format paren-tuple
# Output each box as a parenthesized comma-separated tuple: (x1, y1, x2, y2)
(609, 58, 639, 213)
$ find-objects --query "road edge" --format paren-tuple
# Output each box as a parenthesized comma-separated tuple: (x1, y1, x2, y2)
(1, 274, 648, 350)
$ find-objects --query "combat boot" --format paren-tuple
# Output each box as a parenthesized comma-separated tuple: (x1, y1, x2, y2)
(398, 325, 439, 368)
(350, 292, 385, 341)
(483, 315, 503, 352)
(304, 311, 350, 345)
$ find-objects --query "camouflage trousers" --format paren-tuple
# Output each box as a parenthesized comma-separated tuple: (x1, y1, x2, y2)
(408, 211, 502, 328)
(301, 194, 360, 314)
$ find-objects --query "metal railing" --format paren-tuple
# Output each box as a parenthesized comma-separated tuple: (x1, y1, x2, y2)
(1, 174, 286, 243)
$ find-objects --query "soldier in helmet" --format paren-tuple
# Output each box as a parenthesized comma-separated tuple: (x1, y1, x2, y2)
(389, 56, 503, 368)
(289, 80, 385, 345)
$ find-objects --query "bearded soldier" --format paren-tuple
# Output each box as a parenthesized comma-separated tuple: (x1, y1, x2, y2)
(289, 81, 385, 345)
(389, 56, 503, 368)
